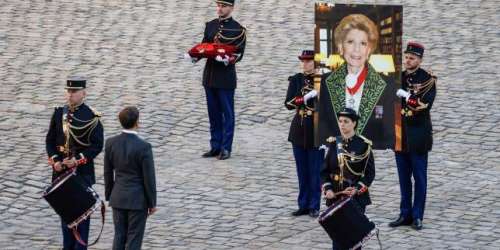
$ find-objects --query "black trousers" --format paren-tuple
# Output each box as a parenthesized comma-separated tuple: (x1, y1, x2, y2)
(112, 208, 148, 250)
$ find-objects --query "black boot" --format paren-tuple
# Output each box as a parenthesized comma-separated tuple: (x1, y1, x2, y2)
(217, 150, 231, 160)
(388, 216, 413, 227)
(412, 219, 423, 230)
(202, 149, 220, 158)
(291, 208, 309, 216)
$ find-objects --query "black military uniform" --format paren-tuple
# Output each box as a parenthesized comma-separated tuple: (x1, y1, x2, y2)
(45, 78, 104, 249)
(285, 50, 324, 217)
(400, 67, 437, 153)
(391, 42, 436, 231)
(285, 72, 317, 148)
(202, 7, 246, 89)
(321, 108, 375, 250)
(320, 108, 375, 211)
(201, 0, 247, 160)
(46, 97, 103, 184)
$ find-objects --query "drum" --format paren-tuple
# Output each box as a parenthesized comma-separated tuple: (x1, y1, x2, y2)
(43, 169, 101, 229)
(318, 197, 376, 249)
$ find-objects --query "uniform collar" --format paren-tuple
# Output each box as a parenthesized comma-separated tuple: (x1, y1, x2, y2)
(219, 16, 233, 23)
(405, 66, 420, 75)
(342, 134, 355, 143)
(68, 102, 84, 112)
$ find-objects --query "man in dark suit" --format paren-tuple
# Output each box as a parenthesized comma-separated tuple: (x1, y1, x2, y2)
(389, 42, 437, 230)
(199, 0, 246, 160)
(46, 77, 103, 250)
(104, 106, 157, 250)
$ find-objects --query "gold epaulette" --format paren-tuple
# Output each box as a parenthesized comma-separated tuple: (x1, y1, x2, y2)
(358, 135, 373, 146)
(88, 105, 102, 117)
(326, 136, 336, 143)
(422, 68, 436, 78)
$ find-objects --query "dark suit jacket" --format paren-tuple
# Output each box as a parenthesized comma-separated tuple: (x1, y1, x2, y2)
(202, 17, 246, 89)
(104, 132, 156, 210)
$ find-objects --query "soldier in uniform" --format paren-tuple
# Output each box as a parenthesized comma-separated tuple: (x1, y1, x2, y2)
(320, 108, 375, 250)
(389, 42, 437, 230)
(199, 0, 247, 160)
(46, 77, 104, 250)
(285, 50, 324, 218)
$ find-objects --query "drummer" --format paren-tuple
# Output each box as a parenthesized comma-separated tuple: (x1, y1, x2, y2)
(46, 77, 104, 250)
(320, 108, 375, 250)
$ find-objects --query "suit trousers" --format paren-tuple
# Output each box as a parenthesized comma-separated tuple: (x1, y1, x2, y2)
(112, 208, 148, 250)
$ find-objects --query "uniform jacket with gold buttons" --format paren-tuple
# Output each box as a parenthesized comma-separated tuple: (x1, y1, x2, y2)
(45, 103, 104, 185)
(285, 73, 317, 149)
(400, 67, 437, 154)
(320, 135, 375, 208)
(202, 17, 246, 90)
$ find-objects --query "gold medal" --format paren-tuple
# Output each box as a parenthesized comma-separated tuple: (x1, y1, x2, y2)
(334, 175, 339, 181)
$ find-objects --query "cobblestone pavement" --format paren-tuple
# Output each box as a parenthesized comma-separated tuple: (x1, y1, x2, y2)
(0, 0, 499, 249)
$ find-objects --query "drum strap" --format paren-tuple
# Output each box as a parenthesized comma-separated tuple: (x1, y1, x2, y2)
(72, 200, 106, 247)
(335, 136, 344, 190)
(376, 227, 383, 250)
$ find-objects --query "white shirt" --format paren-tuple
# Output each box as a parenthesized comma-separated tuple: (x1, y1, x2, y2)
(345, 68, 365, 113)
(122, 129, 138, 135)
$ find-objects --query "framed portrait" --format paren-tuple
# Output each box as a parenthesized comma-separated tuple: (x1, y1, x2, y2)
(314, 2, 403, 150)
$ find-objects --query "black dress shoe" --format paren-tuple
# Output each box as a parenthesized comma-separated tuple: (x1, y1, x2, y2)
(291, 209, 309, 216)
(412, 219, 423, 230)
(202, 149, 220, 158)
(388, 216, 413, 227)
(309, 209, 319, 218)
(217, 150, 231, 160)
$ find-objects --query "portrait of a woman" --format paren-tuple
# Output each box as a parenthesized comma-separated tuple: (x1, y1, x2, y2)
(318, 14, 396, 149)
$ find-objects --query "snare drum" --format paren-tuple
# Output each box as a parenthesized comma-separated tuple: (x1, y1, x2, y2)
(43, 169, 101, 228)
(318, 197, 376, 249)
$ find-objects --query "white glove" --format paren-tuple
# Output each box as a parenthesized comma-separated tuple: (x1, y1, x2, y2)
(215, 55, 230, 66)
(303, 90, 318, 103)
(184, 53, 198, 64)
(319, 144, 329, 159)
(396, 89, 411, 101)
